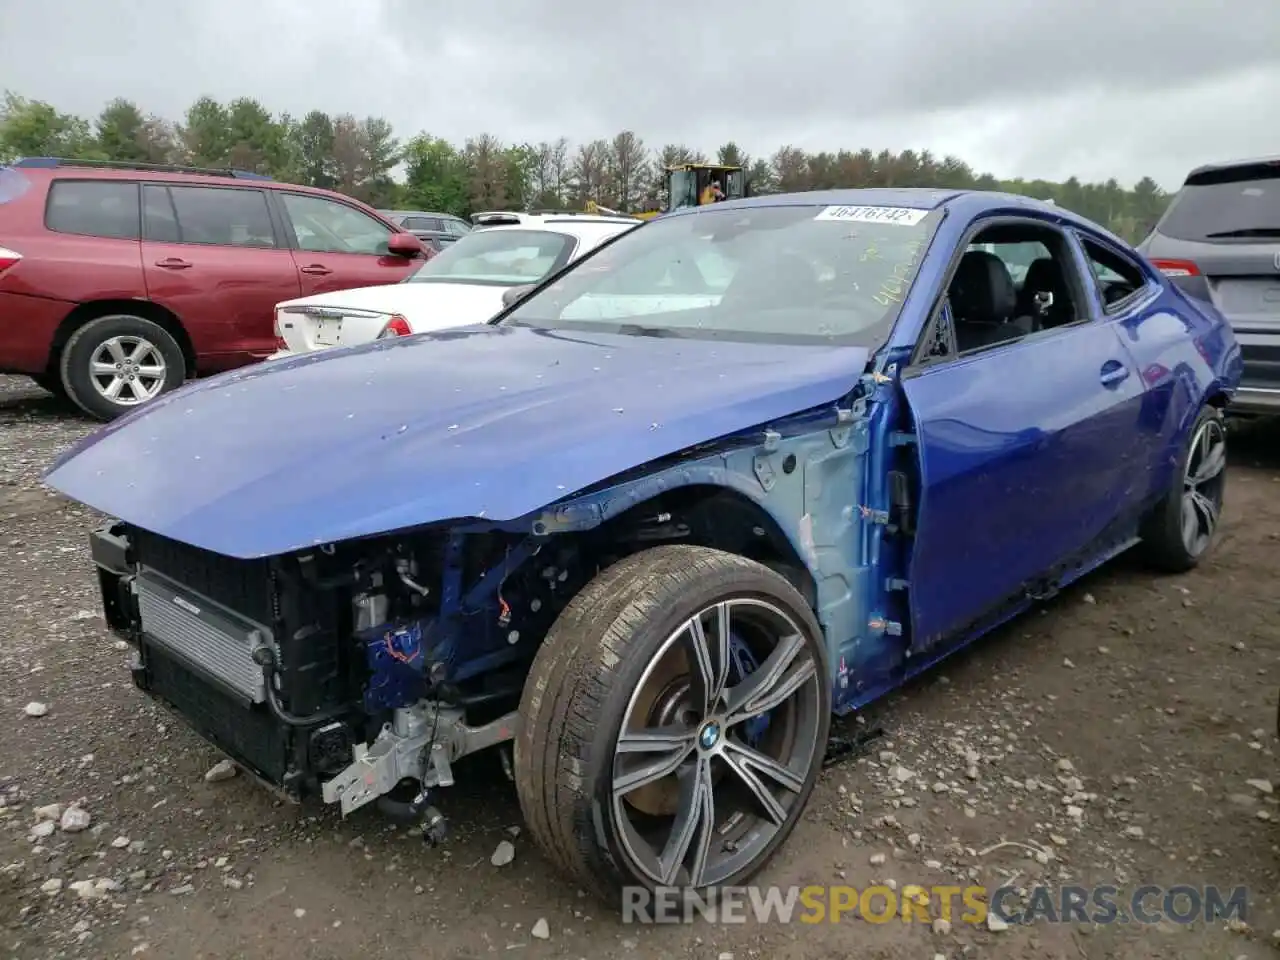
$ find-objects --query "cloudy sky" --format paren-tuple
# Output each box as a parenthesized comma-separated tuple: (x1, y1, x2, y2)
(1, 0, 1277, 190)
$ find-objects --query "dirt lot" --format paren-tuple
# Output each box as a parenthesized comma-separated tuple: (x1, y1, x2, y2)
(0, 374, 1277, 960)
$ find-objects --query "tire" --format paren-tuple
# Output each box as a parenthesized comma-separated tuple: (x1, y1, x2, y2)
(1139, 404, 1227, 573)
(59, 315, 185, 421)
(514, 545, 830, 905)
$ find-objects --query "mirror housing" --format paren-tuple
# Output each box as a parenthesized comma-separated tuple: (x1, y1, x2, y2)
(388, 232, 424, 257)
(502, 283, 535, 308)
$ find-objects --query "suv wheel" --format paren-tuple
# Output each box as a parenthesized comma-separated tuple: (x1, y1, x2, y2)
(59, 315, 185, 421)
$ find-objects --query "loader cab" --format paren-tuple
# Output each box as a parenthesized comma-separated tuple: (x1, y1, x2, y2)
(667, 164, 748, 211)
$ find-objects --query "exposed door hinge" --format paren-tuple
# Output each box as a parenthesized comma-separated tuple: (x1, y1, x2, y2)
(889, 432, 916, 447)
(885, 577, 909, 592)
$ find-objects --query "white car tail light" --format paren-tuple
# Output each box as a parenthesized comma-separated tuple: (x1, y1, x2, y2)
(0, 245, 21, 275)
(272, 308, 289, 351)
(377, 315, 412, 339)
(1150, 258, 1200, 278)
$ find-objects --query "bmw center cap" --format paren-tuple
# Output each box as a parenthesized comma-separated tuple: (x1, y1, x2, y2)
(698, 721, 721, 750)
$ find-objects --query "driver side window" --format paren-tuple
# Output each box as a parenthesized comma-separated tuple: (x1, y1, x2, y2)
(917, 220, 1087, 362)
(280, 193, 393, 255)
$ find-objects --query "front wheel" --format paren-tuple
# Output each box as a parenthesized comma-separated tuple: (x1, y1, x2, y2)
(1139, 404, 1227, 572)
(514, 545, 830, 904)
(59, 315, 186, 421)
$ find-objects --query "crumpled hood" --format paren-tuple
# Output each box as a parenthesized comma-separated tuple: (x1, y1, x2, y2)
(45, 325, 870, 558)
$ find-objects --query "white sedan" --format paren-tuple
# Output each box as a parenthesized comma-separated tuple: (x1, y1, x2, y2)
(270, 213, 640, 357)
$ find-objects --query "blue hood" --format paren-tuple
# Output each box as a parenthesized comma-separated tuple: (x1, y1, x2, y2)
(44, 325, 870, 558)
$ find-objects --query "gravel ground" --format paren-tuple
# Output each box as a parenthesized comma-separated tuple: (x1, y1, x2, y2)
(0, 373, 1278, 960)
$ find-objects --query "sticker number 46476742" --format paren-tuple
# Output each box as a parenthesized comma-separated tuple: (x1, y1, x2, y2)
(813, 205, 928, 226)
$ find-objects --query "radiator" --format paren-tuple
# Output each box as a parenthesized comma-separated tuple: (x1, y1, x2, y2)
(135, 569, 271, 704)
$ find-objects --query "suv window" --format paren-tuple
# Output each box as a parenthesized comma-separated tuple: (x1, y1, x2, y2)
(1158, 172, 1280, 243)
(45, 180, 140, 240)
(146, 185, 277, 248)
(444, 219, 470, 237)
(280, 193, 393, 255)
(403, 216, 444, 232)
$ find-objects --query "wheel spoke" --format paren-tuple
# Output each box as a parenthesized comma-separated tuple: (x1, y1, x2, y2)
(682, 603, 732, 715)
(1190, 490, 1218, 535)
(1192, 436, 1225, 485)
(658, 756, 715, 886)
(1180, 496, 1198, 548)
(725, 632, 815, 725)
(721, 739, 803, 825)
(91, 361, 117, 376)
(136, 364, 165, 380)
(613, 725, 696, 797)
(104, 339, 128, 364)
(103, 376, 127, 400)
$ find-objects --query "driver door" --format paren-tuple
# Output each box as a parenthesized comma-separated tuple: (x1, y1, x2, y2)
(275, 192, 419, 296)
(899, 219, 1148, 650)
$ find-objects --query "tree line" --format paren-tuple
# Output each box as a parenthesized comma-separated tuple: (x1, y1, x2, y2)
(0, 91, 1172, 242)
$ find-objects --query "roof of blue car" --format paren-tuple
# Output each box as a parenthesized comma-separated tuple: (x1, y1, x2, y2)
(677, 187, 1062, 215)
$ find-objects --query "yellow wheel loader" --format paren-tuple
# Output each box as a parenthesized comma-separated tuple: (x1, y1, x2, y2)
(586, 163, 748, 219)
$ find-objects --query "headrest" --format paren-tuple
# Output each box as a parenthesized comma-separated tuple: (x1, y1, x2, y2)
(950, 250, 1016, 322)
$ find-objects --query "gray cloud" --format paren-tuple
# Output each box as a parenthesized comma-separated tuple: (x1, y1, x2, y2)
(2, 0, 1277, 189)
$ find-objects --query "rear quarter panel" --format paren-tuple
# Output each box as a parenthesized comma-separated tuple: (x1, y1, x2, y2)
(0, 172, 145, 371)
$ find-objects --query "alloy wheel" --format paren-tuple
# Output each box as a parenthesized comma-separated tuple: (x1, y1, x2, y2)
(610, 598, 823, 889)
(1181, 417, 1227, 557)
(89, 336, 167, 406)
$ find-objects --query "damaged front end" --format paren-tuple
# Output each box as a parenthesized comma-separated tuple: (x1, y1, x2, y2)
(85, 366, 896, 845)
(92, 519, 582, 840)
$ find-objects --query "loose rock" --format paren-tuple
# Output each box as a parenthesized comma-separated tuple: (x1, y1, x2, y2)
(531, 917, 550, 940)
(491, 840, 516, 866)
(59, 805, 91, 832)
(204, 759, 237, 783)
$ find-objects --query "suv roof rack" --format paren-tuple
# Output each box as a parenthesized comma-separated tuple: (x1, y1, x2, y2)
(12, 157, 274, 181)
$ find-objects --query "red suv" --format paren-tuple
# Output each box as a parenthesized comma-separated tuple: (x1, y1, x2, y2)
(0, 157, 430, 420)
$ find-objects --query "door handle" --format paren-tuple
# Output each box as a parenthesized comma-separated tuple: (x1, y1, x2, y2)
(154, 258, 192, 269)
(1099, 361, 1130, 387)
(300, 264, 332, 276)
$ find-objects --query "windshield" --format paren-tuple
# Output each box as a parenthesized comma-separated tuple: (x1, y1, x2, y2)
(498, 203, 941, 346)
(404, 228, 576, 286)
(669, 169, 698, 210)
(1158, 175, 1280, 242)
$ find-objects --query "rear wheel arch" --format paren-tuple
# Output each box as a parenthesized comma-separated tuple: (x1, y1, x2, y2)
(49, 299, 195, 379)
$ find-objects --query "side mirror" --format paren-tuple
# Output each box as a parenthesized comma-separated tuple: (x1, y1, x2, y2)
(502, 284, 535, 308)
(388, 232, 424, 257)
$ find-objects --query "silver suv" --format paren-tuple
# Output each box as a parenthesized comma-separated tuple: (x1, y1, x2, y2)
(1138, 157, 1280, 416)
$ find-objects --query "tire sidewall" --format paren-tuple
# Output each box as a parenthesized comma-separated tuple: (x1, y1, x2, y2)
(582, 557, 831, 894)
(60, 315, 185, 421)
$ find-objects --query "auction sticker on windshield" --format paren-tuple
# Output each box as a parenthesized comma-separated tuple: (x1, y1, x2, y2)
(814, 205, 928, 226)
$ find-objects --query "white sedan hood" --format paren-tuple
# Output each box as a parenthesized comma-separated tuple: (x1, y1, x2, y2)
(275, 281, 509, 354)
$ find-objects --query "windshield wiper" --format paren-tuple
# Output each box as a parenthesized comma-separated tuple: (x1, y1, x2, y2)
(1203, 227, 1280, 239)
